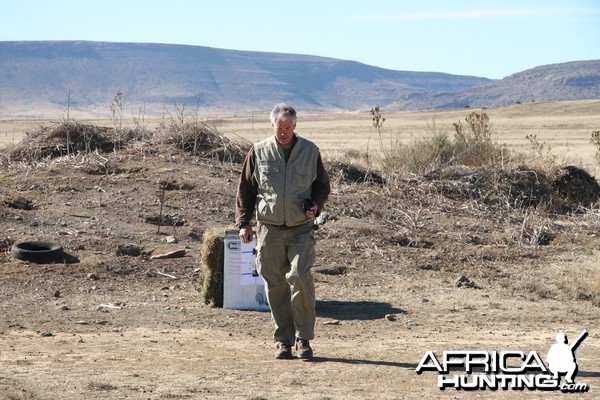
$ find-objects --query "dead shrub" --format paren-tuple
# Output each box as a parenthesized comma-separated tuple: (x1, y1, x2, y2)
(512, 210, 557, 246)
(379, 131, 456, 177)
(521, 280, 556, 299)
(375, 112, 510, 191)
(450, 111, 506, 167)
(591, 130, 600, 166)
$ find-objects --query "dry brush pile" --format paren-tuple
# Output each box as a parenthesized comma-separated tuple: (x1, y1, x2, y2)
(0, 119, 251, 167)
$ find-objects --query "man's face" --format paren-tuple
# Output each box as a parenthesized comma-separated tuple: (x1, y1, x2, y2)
(272, 117, 296, 147)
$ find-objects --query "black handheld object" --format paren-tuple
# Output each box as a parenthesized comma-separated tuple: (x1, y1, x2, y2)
(303, 198, 313, 212)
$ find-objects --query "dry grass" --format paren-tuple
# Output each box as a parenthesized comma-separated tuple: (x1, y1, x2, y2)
(3, 100, 600, 173)
(552, 250, 600, 306)
(86, 381, 118, 391)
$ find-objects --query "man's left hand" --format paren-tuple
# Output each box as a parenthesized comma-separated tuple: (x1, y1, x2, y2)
(305, 202, 318, 219)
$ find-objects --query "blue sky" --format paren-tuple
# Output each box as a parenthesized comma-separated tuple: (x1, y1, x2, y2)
(2, 0, 598, 79)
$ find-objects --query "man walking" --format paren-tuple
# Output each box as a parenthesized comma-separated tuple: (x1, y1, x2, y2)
(235, 103, 330, 360)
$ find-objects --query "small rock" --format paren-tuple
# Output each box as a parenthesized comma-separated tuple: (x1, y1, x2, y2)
(88, 273, 100, 281)
(40, 331, 53, 337)
(455, 275, 479, 288)
(314, 266, 347, 275)
(322, 320, 340, 326)
(53, 290, 61, 298)
(188, 230, 202, 241)
(150, 249, 186, 260)
(97, 303, 122, 310)
(116, 244, 142, 257)
(385, 314, 397, 321)
(165, 236, 178, 243)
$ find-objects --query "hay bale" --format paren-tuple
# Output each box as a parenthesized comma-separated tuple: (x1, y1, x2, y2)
(199, 227, 226, 307)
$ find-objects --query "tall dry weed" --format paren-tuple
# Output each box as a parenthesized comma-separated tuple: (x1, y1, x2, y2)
(591, 130, 600, 167)
(524, 133, 561, 178)
(450, 111, 504, 167)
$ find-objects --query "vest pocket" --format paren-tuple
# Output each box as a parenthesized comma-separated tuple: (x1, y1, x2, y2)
(293, 166, 313, 189)
(257, 193, 278, 220)
(257, 161, 281, 186)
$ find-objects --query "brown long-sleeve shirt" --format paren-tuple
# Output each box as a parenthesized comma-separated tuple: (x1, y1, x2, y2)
(235, 136, 330, 227)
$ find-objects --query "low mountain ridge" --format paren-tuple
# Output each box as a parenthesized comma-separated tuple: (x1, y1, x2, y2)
(0, 41, 597, 117)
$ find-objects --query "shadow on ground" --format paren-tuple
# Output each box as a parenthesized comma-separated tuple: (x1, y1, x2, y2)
(316, 300, 406, 321)
(310, 356, 417, 369)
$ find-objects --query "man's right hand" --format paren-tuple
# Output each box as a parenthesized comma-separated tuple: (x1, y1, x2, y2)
(239, 225, 253, 243)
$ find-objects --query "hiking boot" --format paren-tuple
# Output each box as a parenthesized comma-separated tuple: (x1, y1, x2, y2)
(295, 338, 313, 360)
(274, 342, 293, 360)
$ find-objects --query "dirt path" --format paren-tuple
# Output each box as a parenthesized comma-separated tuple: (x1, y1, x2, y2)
(1, 262, 598, 399)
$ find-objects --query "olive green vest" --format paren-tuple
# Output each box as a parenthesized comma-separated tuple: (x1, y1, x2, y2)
(253, 135, 319, 226)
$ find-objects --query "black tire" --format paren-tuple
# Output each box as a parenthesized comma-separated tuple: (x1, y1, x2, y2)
(10, 241, 64, 264)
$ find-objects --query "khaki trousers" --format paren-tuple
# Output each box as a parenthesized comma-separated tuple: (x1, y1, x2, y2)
(256, 222, 316, 345)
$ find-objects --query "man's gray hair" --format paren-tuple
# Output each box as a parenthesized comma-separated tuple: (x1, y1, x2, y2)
(270, 103, 297, 124)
